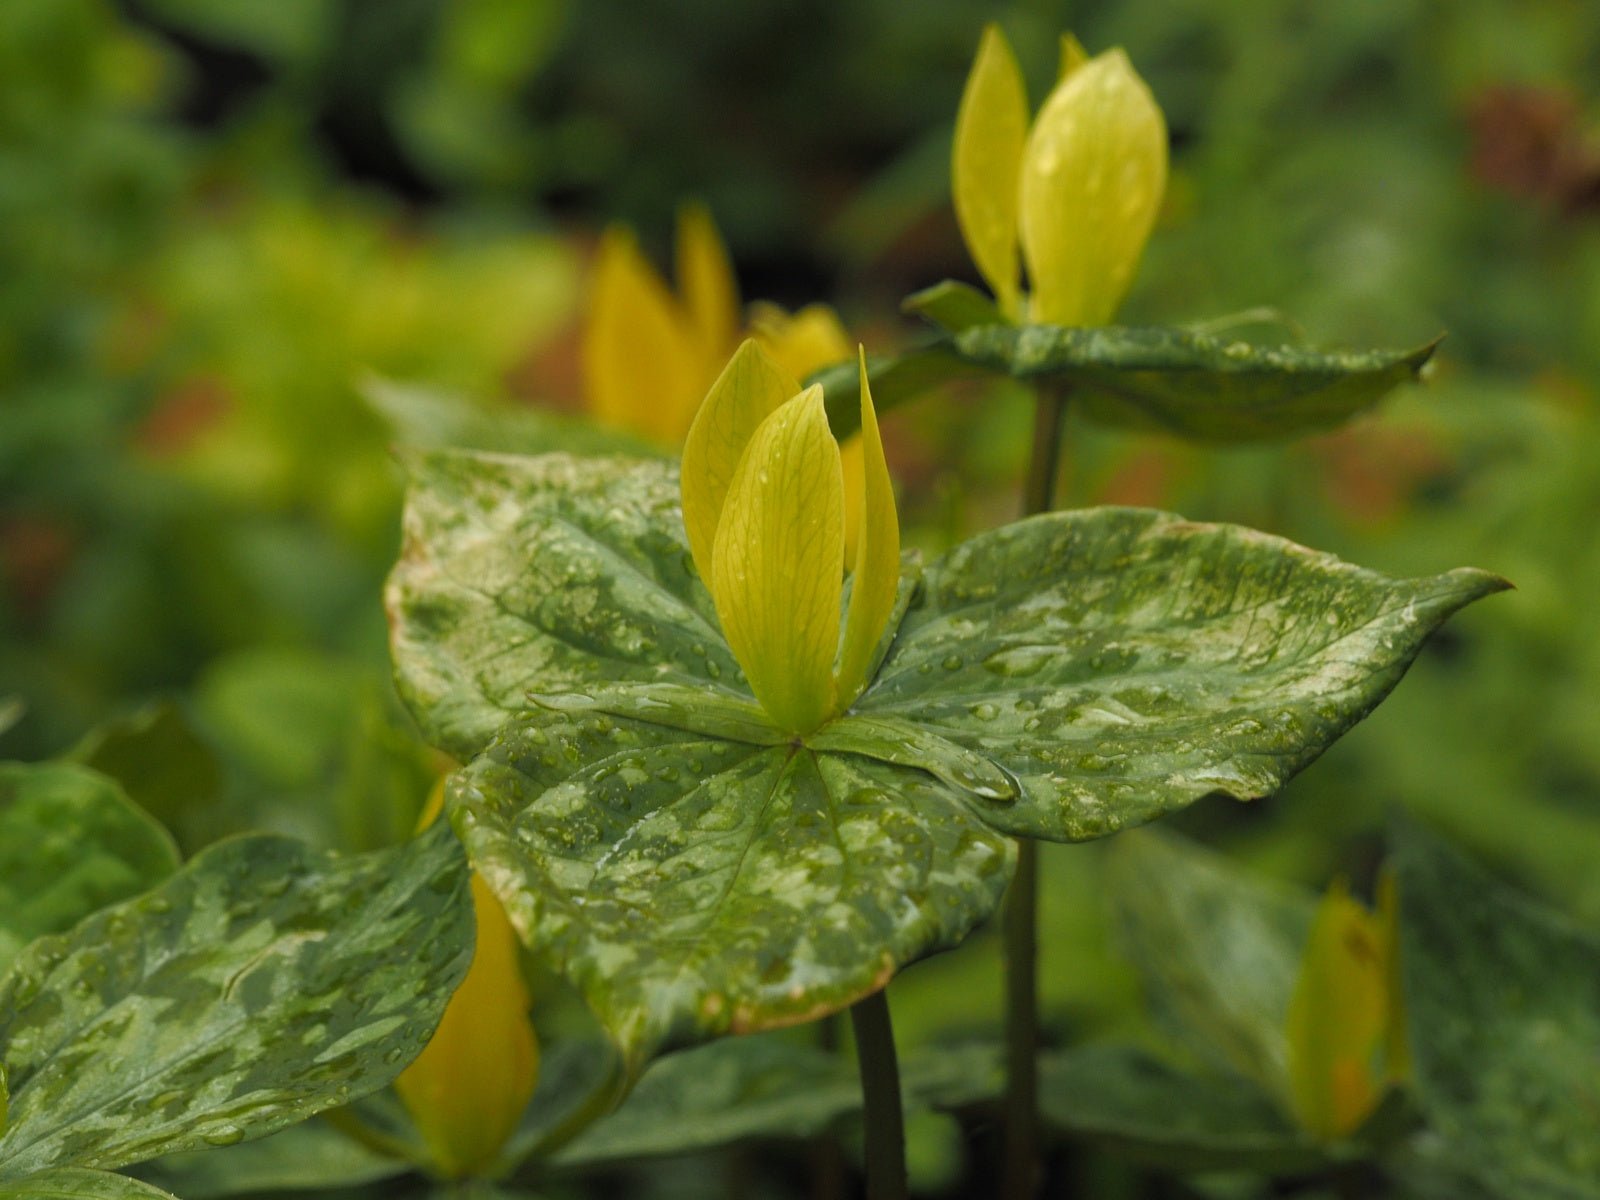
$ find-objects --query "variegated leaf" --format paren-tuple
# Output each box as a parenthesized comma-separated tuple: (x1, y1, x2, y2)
(0, 824, 471, 1179)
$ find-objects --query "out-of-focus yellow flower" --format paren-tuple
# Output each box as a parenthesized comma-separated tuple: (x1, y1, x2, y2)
(682, 342, 899, 735)
(395, 781, 539, 1179)
(952, 24, 1167, 326)
(1284, 873, 1408, 1141)
(582, 206, 853, 443)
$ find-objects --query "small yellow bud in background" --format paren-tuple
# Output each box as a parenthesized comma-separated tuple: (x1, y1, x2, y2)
(1284, 877, 1403, 1141)
(395, 780, 539, 1179)
(953, 25, 1168, 327)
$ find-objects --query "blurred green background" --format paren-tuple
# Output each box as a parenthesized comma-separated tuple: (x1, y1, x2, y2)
(4, 0, 1600, 1193)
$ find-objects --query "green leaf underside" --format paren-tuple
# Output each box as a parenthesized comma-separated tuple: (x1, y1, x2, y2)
(1394, 819, 1600, 1199)
(130, 1119, 409, 1200)
(392, 450, 1502, 1065)
(0, 1168, 179, 1199)
(901, 281, 1006, 335)
(1105, 829, 1311, 1098)
(0, 762, 180, 976)
(0, 824, 471, 1180)
(556, 1035, 1003, 1168)
(814, 323, 1436, 443)
(452, 712, 1014, 1068)
(1038, 1045, 1328, 1174)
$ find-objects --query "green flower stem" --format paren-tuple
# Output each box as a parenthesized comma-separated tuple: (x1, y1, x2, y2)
(850, 989, 907, 1200)
(1004, 382, 1070, 1200)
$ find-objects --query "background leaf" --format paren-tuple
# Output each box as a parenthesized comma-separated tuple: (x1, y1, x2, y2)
(1393, 818, 1600, 1200)
(1103, 829, 1311, 1097)
(129, 1119, 409, 1199)
(0, 823, 472, 1179)
(0, 761, 179, 976)
(856, 509, 1506, 842)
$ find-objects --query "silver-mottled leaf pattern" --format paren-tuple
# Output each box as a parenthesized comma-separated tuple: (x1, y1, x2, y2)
(0, 1168, 179, 1199)
(0, 824, 472, 1179)
(451, 707, 1013, 1068)
(0, 762, 180, 975)
(856, 511, 1506, 841)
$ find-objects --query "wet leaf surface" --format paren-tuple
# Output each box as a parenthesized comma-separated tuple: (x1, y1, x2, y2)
(0, 823, 472, 1179)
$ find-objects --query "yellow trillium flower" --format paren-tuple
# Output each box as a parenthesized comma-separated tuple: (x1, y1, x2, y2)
(953, 23, 1168, 326)
(1284, 874, 1408, 1141)
(683, 340, 899, 736)
(395, 780, 539, 1179)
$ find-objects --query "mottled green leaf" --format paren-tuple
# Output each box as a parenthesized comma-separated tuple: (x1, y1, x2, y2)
(1393, 818, 1600, 1200)
(0, 823, 472, 1179)
(364, 377, 658, 460)
(1038, 1045, 1326, 1173)
(451, 709, 1013, 1069)
(130, 1119, 410, 1199)
(556, 1035, 1002, 1168)
(0, 1168, 178, 1199)
(0, 762, 180, 975)
(387, 451, 736, 761)
(1104, 829, 1311, 1096)
(813, 325, 1437, 443)
(902, 280, 1007, 335)
(856, 511, 1506, 842)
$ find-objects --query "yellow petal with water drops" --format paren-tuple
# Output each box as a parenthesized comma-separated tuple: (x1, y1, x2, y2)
(835, 350, 900, 708)
(1058, 32, 1089, 81)
(1376, 868, 1410, 1082)
(681, 339, 801, 586)
(749, 301, 853, 380)
(581, 225, 702, 443)
(1285, 879, 1388, 1141)
(676, 201, 741, 374)
(1019, 47, 1167, 328)
(712, 386, 843, 735)
(953, 24, 1028, 320)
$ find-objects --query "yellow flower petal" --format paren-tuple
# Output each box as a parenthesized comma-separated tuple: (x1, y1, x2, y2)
(952, 24, 1029, 320)
(749, 301, 853, 380)
(581, 225, 702, 443)
(396, 871, 539, 1179)
(835, 349, 900, 707)
(676, 202, 741, 375)
(1058, 32, 1089, 81)
(1018, 47, 1167, 327)
(712, 386, 843, 734)
(1285, 879, 1388, 1141)
(681, 339, 800, 586)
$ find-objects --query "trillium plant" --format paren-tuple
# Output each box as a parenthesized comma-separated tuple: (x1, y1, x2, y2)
(0, 21, 1518, 1200)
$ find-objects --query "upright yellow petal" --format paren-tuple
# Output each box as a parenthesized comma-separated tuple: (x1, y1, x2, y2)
(748, 301, 853, 380)
(1018, 47, 1167, 327)
(835, 349, 900, 707)
(1058, 32, 1089, 81)
(1285, 879, 1388, 1141)
(582, 225, 702, 443)
(676, 202, 741, 375)
(396, 780, 538, 1179)
(681, 339, 801, 586)
(952, 24, 1029, 320)
(838, 435, 865, 570)
(712, 386, 843, 734)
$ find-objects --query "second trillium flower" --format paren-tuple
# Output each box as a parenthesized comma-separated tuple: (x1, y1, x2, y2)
(682, 341, 900, 737)
(953, 24, 1168, 327)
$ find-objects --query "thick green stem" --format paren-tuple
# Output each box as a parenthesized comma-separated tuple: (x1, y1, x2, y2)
(1003, 384, 1070, 1200)
(850, 990, 907, 1200)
